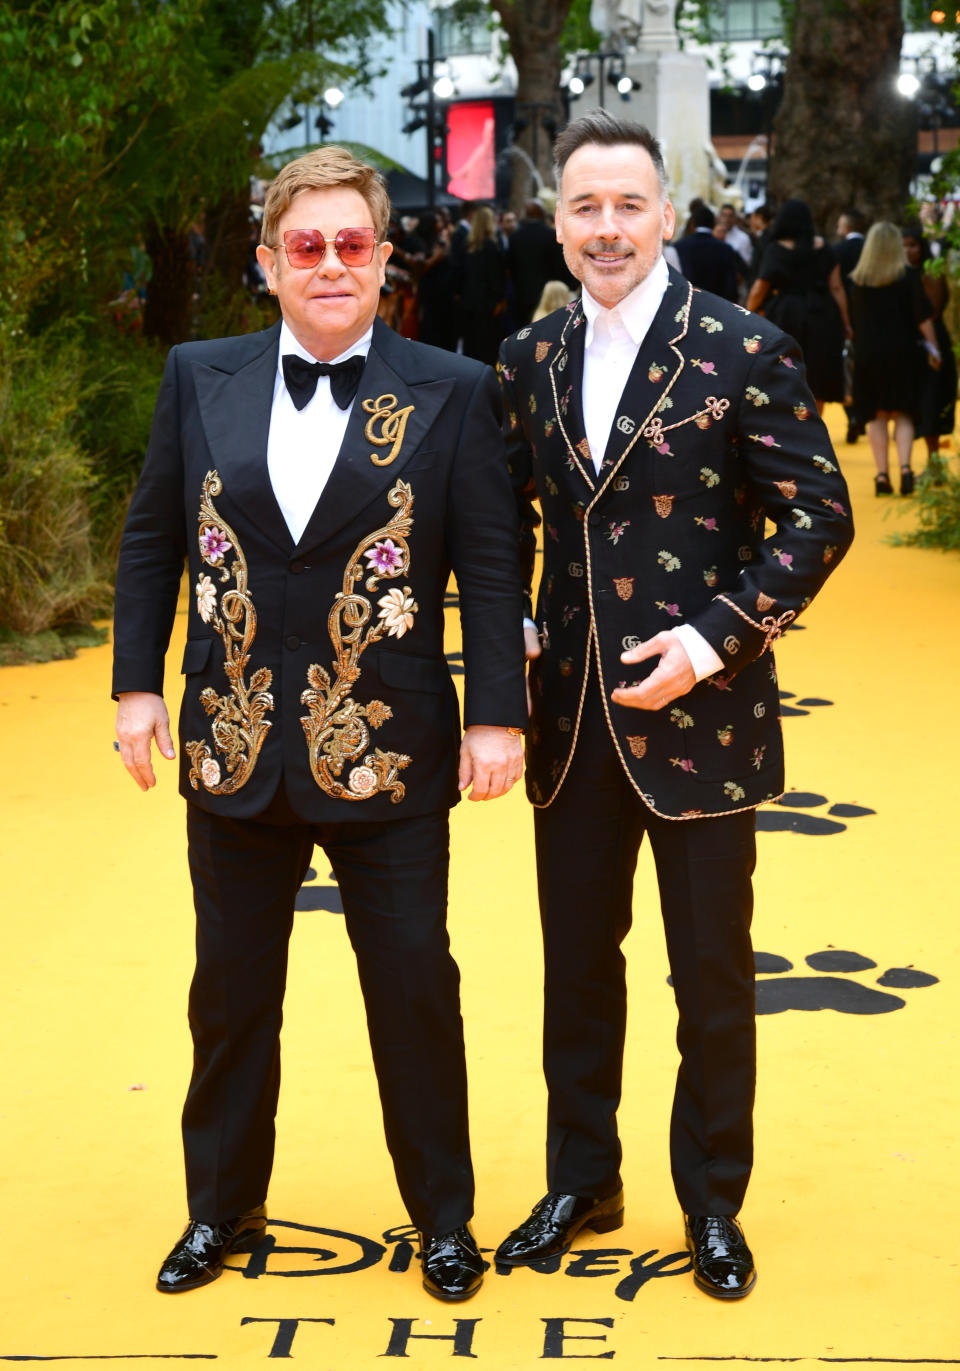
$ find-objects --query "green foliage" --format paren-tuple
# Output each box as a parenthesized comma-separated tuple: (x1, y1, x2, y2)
(0, 623, 108, 668)
(446, 0, 600, 59)
(889, 465, 960, 551)
(0, 323, 114, 638)
(0, 0, 402, 662)
(0, 0, 207, 322)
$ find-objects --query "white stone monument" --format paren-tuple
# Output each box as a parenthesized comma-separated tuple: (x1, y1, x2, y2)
(576, 0, 713, 220)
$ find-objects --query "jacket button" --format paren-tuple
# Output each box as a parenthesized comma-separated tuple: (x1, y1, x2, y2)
(285, 635, 301, 651)
(289, 559, 306, 574)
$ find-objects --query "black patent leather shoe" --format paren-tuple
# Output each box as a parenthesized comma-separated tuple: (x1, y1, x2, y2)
(684, 1214, 756, 1300)
(419, 1224, 484, 1301)
(495, 1190, 624, 1266)
(156, 1205, 268, 1292)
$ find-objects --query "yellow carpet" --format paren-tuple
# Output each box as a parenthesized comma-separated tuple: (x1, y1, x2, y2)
(1, 412, 958, 1366)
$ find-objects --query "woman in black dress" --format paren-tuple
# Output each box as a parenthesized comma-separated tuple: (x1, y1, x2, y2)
(849, 222, 940, 495)
(745, 199, 851, 413)
(457, 206, 507, 365)
(902, 224, 956, 482)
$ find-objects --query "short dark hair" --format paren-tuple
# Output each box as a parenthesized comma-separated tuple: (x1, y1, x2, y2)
(691, 203, 716, 230)
(553, 109, 666, 196)
(841, 207, 867, 234)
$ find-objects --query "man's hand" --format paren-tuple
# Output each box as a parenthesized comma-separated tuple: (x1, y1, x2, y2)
(523, 624, 542, 715)
(458, 725, 524, 801)
(115, 691, 176, 791)
(610, 631, 696, 712)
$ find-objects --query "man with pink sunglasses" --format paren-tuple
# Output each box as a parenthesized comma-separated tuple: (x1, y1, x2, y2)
(113, 147, 526, 1302)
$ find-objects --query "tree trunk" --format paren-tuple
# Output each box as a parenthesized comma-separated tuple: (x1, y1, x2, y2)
(143, 224, 194, 345)
(204, 184, 253, 299)
(769, 0, 912, 233)
(491, 0, 574, 214)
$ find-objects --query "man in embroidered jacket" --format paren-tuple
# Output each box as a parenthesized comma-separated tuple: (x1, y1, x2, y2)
(494, 112, 854, 1297)
(112, 148, 526, 1302)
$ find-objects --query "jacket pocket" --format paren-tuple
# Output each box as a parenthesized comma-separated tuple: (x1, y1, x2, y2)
(378, 650, 449, 694)
(181, 638, 214, 675)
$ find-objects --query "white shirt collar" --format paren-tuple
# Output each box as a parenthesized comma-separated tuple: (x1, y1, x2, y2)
(581, 254, 669, 349)
(277, 319, 374, 375)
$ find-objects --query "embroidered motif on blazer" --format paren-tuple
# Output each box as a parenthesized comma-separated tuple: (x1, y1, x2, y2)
(186, 471, 274, 794)
(362, 393, 415, 467)
(300, 479, 416, 803)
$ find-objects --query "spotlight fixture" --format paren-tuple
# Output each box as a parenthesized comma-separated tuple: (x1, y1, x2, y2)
(747, 72, 767, 92)
(323, 86, 344, 108)
(897, 72, 921, 97)
(433, 74, 455, 99)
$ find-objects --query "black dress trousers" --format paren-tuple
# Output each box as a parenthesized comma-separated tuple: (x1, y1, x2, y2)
(533, 672, 758, 1217)
(182, 789, 473, 1236)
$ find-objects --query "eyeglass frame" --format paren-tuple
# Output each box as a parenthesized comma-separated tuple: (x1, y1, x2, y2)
(268, 226, 381, 270)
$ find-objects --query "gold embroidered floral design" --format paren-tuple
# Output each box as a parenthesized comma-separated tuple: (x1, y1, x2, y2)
(186, 471, 274, 795)
(299, 479, 416, 804)
(362, 393, 415, 467)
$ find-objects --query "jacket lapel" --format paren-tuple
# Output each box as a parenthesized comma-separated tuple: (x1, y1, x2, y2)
(594, 271, 694, 498)
(296, 321, 455, 555)
(547, 302, 594, 490)
(191, 323, 294, 555)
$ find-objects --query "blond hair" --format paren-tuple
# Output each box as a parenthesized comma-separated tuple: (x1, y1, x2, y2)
(533, 280, 574, 321)
(261, 146, 391, 245)
(849, 220, 906, 289)
(467, 205, 497, 252)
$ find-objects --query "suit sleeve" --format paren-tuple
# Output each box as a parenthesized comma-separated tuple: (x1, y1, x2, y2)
(496, 338, 541, 622)
(445, 365, 528, 729)
(111, 347, 187, 697)
(685, 329, 855, 674)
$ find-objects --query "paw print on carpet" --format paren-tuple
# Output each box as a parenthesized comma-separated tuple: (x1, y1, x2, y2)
(755, 791, 875, 835)
(295, 866, 343, 913)
(754, 949, 938, 1015)
(779, 689, 832, 718)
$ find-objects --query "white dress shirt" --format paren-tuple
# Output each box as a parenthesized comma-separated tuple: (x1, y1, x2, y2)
(267, 320, 372, 545)
(580, 258, 722, 682)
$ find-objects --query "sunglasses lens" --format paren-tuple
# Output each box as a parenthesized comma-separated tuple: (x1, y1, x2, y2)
(335, 229, 376, 266)
(283, 230, 324, 267)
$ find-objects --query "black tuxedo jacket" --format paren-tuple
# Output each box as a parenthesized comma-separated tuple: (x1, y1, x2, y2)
(113, 317, 527, 821)
(675, 231, 741, 301)
(498, 270, 855, 819)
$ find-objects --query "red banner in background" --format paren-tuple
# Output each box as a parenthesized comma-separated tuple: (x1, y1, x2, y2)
(447, 101, 495, 201)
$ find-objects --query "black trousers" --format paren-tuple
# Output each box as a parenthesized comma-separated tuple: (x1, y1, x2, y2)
(182, 789, 472, 1235)
(534, 677, 757, 1216)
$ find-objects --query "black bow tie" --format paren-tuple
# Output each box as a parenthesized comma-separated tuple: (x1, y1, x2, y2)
(282, 352, 366, 411)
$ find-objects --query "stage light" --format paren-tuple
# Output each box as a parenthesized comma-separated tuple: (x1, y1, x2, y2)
(898, 72, 920, 96)
(747, 73, 767, 92)
(568, 75, 585, 96)
(433, 75, 455, 99)
(323, 87, 344, 108)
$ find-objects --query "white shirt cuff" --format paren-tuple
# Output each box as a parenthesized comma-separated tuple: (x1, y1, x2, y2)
(672, 623, 724, 681)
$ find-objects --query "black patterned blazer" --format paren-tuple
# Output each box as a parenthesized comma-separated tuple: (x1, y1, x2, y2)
(113, 317, 527, 821)
(498, 270, 855, 819)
